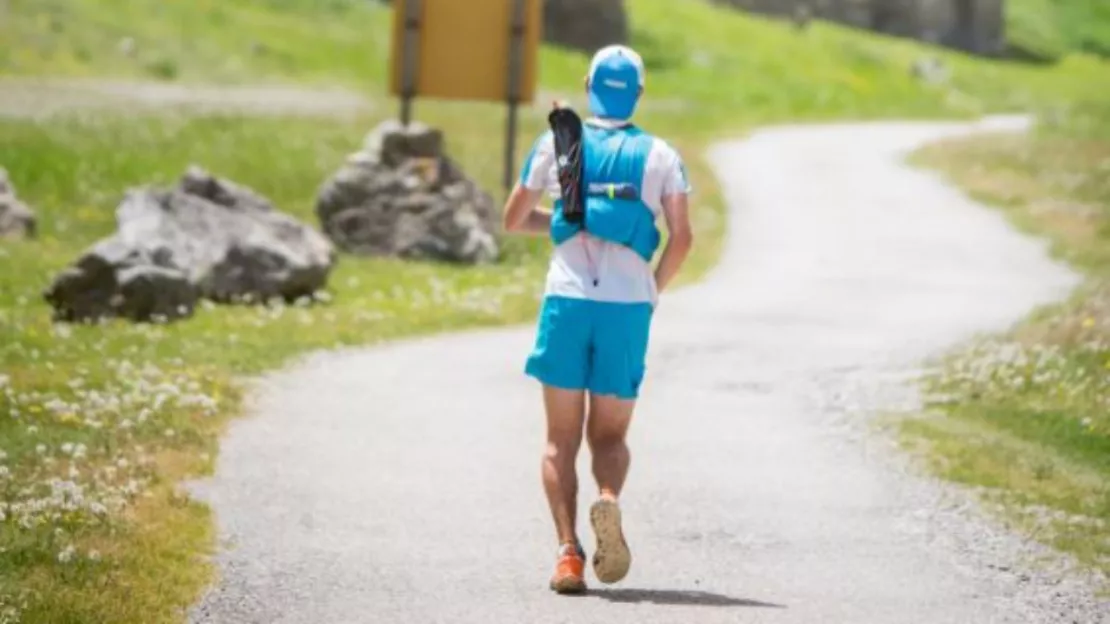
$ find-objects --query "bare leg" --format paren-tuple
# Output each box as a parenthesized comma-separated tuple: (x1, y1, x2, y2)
(586, 393, 636, 499)
(584, 392, 636, 584)
(541, 386, 586, 546)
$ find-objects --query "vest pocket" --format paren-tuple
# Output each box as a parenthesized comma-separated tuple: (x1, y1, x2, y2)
(584, 196, 639, 244)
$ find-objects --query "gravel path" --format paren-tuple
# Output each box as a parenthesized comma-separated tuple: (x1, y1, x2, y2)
(0, 78, 373, 119)
(0, 79, 685, 120)
(187, 116, 1109, 623)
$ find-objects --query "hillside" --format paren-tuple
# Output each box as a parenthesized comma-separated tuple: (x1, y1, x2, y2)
(1007, 0, 1110, 60)
(2, 0, 1109, 128)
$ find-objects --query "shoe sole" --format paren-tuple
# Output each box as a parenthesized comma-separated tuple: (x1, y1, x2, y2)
(549, 575, 587, 595)
(590, 498, 631, 584)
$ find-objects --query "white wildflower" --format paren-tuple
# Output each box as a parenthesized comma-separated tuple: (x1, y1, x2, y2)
(57, 545, 76, 563)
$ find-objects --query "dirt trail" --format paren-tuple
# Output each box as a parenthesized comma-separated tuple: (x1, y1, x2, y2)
(0, 78, 373, 119)
(0, 79, 692, 120)
(187, 116, 1108, 623)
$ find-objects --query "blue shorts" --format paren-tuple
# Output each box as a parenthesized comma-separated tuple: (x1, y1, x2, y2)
(524, 296, 654, 400)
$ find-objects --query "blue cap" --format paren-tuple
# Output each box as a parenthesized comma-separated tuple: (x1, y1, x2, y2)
(587, 45, 645, 121)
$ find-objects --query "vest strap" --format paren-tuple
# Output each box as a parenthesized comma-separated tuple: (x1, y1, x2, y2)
(585, 182, 640, 200)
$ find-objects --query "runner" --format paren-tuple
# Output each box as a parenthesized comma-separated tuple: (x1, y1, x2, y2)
(501, 44, 695, 594)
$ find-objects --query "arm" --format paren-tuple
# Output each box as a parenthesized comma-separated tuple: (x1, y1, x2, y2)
(654, 191, 693, 294)
(502, 183, 552, 235)
(505, 121, 560, 236)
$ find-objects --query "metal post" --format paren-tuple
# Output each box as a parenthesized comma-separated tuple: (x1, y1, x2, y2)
(504, 0, 527, 196)
(399, 0, 423, 125)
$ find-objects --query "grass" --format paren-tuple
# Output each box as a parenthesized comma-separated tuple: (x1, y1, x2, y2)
(0, 0, 386, 85)
(1007, 0, 1071, 61)
(1044, 0, 1110, 58)
(1, 0, 1110, 621)
(903, 101, 1110, 583)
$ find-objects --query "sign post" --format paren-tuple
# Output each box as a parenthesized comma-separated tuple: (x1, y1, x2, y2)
(389, 0, 541, 197)
(397, 0, 423, 126)
(504, 0, 528, 194)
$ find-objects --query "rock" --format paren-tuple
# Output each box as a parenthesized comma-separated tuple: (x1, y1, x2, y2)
(46, 239, 198, 323)
(792, 2, 812, 29)
(316, 120, 499, 265)
(118, 37, 136, 57)
(44, 166, 336, 323)
(0, 167, 37, 239)
(544, 0, 629, 52)
(911, 56, 950, 84)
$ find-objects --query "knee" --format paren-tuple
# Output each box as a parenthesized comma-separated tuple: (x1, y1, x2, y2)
(544, 439, 580, 465)
(587, 430, 627, 455)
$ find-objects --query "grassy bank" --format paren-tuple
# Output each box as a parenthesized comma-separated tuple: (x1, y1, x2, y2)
(903, 102, 1110, 583)
(0, 0, 387, 85)
(1007, 0, 1110, 61)
(5, 0, 1110, 117)
(3, 0, 1110, 621)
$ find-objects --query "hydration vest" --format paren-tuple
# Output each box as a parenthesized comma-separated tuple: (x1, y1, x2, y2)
(550, 123, 661, 263)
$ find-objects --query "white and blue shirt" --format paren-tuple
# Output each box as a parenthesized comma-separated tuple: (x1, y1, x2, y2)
(520, 118, 692, 306)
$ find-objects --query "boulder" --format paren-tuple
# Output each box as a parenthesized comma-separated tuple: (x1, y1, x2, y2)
(543, 0, 629, 53)
(315, 120, 499, 265)
(44, 166, 336, 323)
(0, 168, 37, 239)
(911, 56, 950, 84)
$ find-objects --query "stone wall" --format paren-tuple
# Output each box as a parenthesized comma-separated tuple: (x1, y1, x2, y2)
(709, 0, 1005, 56)
(543, 0, 629, 53)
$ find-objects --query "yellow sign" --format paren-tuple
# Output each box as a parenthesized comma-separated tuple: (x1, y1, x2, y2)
(389, 0, 542, 104)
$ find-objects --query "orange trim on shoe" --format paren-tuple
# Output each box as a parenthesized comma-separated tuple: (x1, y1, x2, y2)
(549, 543, 587, 594)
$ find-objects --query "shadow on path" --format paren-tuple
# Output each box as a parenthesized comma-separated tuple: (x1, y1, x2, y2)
(590, 588, 786, 608)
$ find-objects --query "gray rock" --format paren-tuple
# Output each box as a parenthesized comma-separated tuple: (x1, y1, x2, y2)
(911, 56, 950, 84)
(118, 36, 137, 57)
(792, 3, 813, 29)
(44, 167, 336, 323)
(0, 167, 36, 239)
(366, 119, 444, 168)
(316, 120, 499, 265)
(45, 237, 197, 323)
(544, 0, 628, 53)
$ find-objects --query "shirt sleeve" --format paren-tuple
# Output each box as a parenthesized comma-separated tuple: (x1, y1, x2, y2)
(519, 131, 556, 192)
(660, 144, 693, 197)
